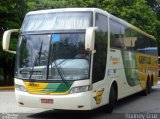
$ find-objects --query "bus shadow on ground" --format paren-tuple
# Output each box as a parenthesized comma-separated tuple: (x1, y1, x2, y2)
(26, 104, 126, 119)
(27, 87, 159, 119)
(27, 109, 124, 119)
(115, 87, 160, 112)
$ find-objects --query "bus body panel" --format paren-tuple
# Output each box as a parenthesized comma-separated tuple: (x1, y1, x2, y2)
(91, 79, 108, 109)
(15, 78, 92, 110)
(15, 90, 92, 110)
(108, 49, 142, 99)
(107, 48, 158, 100)
(135, 53, 158, 88)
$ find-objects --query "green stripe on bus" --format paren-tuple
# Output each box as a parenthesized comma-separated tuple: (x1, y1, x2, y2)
(40, 82, 72, 93)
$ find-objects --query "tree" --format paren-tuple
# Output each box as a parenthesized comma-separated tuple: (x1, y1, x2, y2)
(0, 0, 28, 85)
(146, 0, 160, 18)
(146, 0, 160, 50)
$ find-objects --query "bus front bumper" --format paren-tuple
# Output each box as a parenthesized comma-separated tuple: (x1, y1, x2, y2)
(15, 90, 92, 110)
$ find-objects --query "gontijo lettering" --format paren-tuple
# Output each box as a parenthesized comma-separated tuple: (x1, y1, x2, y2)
(139, 56, 151, 64)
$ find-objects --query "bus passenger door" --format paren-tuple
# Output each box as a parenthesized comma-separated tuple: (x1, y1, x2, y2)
(90, 13, 108, 109)
(91, 33, 108, 109)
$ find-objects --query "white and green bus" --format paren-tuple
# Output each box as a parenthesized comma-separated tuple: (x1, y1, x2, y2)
(2, 8, 158, 112)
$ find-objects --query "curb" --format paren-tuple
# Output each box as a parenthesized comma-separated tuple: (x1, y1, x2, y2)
(0, 86, 14, 90)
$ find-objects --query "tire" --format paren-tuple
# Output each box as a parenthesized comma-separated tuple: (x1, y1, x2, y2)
(106, 85, 116, 113)
(148, 79, 152, 93)
(141, 79, 151, 96)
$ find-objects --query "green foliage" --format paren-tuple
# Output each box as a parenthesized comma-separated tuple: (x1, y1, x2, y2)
(27, 0, 70, 10)
(104, 0, 159, 36)
(0, 0, 28, 60)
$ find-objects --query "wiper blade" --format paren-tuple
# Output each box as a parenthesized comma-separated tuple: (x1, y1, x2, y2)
(29, 40, 43, 81)
(28, 64, 35, 81)
(38, 40, 43, 65)
(53, 60, 67, 84)
(47, 41, 67, 84)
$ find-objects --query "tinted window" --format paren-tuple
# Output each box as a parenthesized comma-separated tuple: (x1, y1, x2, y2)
(123, 28, 136, 51)
(133, 31, 157, 56)
(92, 13, 108, 83)
(110, 20, 125, 48)
(143, 36, 157, 55)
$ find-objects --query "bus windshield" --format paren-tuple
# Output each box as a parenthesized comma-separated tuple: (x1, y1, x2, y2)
(15, 32, 91, 81)
(21, 12, 92, 32)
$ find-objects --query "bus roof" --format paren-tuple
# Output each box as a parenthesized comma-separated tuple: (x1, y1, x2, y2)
(26, 8, 98, 15)
(26, 8, 156, 40)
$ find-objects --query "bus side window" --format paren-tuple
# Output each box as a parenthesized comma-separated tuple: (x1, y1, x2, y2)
(110, 19, 125, 49)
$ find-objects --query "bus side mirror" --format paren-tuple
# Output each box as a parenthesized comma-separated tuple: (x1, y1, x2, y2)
(85, 27, 97, 51)
(2, 29, 19, 54)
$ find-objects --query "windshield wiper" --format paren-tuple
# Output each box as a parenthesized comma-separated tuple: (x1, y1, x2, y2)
(38, 40, 43, 65)
(29, 40, 43, 81)
(53, 60, 67, 84)
(47, 43, 67, 85)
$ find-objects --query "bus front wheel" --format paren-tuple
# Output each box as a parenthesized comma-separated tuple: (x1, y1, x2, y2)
(106, 85, 117, 113)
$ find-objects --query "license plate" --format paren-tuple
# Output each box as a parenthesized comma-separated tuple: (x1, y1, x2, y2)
(41, 99, 53, 104)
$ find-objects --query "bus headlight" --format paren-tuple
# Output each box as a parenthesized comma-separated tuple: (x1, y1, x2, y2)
(70, 85, 91, 94)
(15, 84, 27, 92)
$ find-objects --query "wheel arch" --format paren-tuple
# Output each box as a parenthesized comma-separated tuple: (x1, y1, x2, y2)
(109, 80, 118, 101)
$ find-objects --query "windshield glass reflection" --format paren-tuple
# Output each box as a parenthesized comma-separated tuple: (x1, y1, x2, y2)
(15, 32, 91, 81)
(48, 33, 90, 80)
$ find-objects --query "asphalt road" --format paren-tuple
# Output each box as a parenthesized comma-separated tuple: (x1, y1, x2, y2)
(1, 82, 160, 119)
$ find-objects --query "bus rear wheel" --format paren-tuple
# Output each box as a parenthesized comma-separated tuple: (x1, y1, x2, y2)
(148, 79, 152, 93)
(142, 78, 151, 96)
